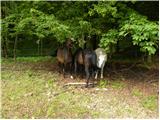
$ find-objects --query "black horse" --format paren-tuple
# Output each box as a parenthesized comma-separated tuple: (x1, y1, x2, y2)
(74, 48, 97, 87)
(57, 39, 73, 78)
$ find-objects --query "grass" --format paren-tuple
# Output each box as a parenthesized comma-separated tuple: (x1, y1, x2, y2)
(98, 79, 108, 88)
(1, 57, 159, 118)
(111, 80, 125, 89)
(1, 56, 56, 63)
(141, 95, 158, 111)
(1, 63, 99, 118)
(132, 88, 143, 97)
(131, 88, 157, 111)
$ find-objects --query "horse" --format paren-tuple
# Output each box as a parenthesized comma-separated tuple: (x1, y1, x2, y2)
(57, 38, 73, 78)
(74, 48, 97, 87)
(74, 48, 84, 75)
(94, 48, 107, 79)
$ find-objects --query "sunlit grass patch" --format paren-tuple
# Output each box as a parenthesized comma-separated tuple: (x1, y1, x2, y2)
(141, 95, 158, 111)
(1, 68, 59, 118)
(46, 92, 93, 118)
(98, 79, 108, 88)
(111, 80, 125, 89)
(132, 88, 143, 97)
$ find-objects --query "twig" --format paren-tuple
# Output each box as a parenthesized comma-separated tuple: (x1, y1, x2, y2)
(64, 82, 94, 86)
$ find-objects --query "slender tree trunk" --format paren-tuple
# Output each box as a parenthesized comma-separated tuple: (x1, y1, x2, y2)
(2, 38, 8, 58)
(147, 54, 152, 63)
(116, 40, 119, 53)
(37, 40, 40, 56)
(92, 35, 97, 50)
(4, 40, 8, 58)
(41, 39, 43, 56)
(3, 2, 8, 58)
(14, 34, 18, 61)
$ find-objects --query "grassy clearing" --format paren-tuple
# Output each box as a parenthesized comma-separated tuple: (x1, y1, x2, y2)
(1, 57, 159, 119)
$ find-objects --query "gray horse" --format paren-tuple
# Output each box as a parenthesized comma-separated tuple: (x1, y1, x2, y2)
(95, 48, 107, 79)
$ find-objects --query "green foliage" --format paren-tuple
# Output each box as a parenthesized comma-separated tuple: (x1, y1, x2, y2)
(1, 1, 159, 58)
(89, 1, 117, 17)
(99, 29, 118, 53)
(119, 10, 158, 55)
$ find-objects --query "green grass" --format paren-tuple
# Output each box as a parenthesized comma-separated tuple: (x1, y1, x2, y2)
(1, 56, 56, 63)
(1, 69, 59, 118)
(1, 57, 158, 118)
(141, 95, 158, 111)
(1, 66, 100, 118)
(111, 80, 125, 89)
(46, 92, 92, 118)
(132, 88, 143, 97)
(98, 79, 108, 88)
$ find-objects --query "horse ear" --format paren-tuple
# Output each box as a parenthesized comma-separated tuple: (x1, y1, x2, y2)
(70, 38, 74, 41)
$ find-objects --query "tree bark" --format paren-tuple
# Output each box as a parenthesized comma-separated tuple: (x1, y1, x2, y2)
(14, 35, 18, 61)
(41, 39, 43, 56)
(147, 54, 152, 63)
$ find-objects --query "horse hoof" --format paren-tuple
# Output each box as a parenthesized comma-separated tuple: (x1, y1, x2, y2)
(70, 75, 73, 79)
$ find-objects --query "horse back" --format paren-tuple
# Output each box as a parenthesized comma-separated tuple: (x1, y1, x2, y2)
(84, 49, 97, 67)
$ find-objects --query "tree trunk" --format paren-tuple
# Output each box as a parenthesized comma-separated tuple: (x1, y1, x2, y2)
(3, 2, 8, 58)
(41, 39, 43, 56)
(37, 40, 40, 56)
(14, 35, 18, 61)
(2, 39, 8, 58)
(147, 54, 152, 63)
(116, 40, 119, 53)
(5, 37, 8, 58)
(92, 35, 97, 50)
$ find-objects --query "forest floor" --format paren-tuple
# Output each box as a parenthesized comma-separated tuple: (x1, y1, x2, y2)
(1, 57, 159, 119)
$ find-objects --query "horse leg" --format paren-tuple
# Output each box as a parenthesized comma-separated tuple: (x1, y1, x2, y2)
(69, 62, 73, 79)
(100, 62, 105, 79)
(58, 62, 62, 73)
(91, 67, 95, 78)
(85, 65, 90, 87)
(92, 66, 98, 87)
(95, 69, 99, 79)
(74, 60, 77, 75)
(63, 63, 66, 78)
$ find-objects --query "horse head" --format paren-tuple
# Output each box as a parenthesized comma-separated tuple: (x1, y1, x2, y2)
(66, 38, 74, 48)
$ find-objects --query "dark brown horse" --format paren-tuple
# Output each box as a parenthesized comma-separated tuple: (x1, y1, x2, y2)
(57, 39, 73, 78)
(74, 48, 97, 87)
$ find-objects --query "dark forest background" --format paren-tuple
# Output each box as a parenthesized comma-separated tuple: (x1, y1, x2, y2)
(1, 1, 159, 62)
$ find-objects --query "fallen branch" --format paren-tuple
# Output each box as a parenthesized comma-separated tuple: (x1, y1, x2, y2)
(64, 82, 94, 86)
